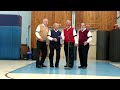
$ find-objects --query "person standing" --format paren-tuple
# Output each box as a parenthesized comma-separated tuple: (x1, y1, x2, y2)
(78, 23, 92, 69)
(35, 18, 49, 68)
(61, 20, 78, 68)
(47, 23, 62, 68)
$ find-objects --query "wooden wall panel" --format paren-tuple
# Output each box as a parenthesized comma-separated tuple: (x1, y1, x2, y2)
(75, 11, 81, 27)
(76, 11, 98, 29)
(76, 11, 117, 31)
(54, 11, 65, 28)
(66, 11, 72, 21)
(31, 11, 37, 48)
(32, 11, 116, 48)
(31, 11, 72, 48)
(98, 11, 117, 31)
(54, 11, 72, 28)
(34, 11, 55, 26)
(31, 11, 55, 48)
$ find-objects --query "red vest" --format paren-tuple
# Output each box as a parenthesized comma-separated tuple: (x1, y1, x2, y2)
(64, 27, 74, 43)
(79, 29, 89, 45)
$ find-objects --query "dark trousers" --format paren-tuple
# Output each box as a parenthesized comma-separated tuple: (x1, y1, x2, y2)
(49, 45, 61, 67)
(78, 44, 89, 67)
(36, 40, 47, 67)
(64, 42, 74, 68)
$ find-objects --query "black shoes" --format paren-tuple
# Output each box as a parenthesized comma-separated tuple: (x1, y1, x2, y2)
(41, 64, 47, 67)
(36, 65, 41, 68)
(50, 65, 54, 67)
(55, 65, 59, 68)
(78, 66, 87, 69)
(64, 65, 68, 67)
(64, 66, 72, 70)
(82, 66, 87, 69)
(50, 65, 59, 68)
(78, 66, 83, 68)
(36, 64, 47, 68)
(64, 65, 73, 69)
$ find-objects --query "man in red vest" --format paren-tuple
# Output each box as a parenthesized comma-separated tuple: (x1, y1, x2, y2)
(61, 20, 78, 68)
(78, 23, 92, 69)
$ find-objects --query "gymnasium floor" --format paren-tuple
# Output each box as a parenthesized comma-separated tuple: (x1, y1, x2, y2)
(1, 59, 120, 79)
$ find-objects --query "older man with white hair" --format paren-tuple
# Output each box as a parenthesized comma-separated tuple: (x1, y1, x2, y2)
(47, 23, 62, 68)
(78, 23, 92, 69)
(35, 18, 49, 68)
(61, 20, 78, 69)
